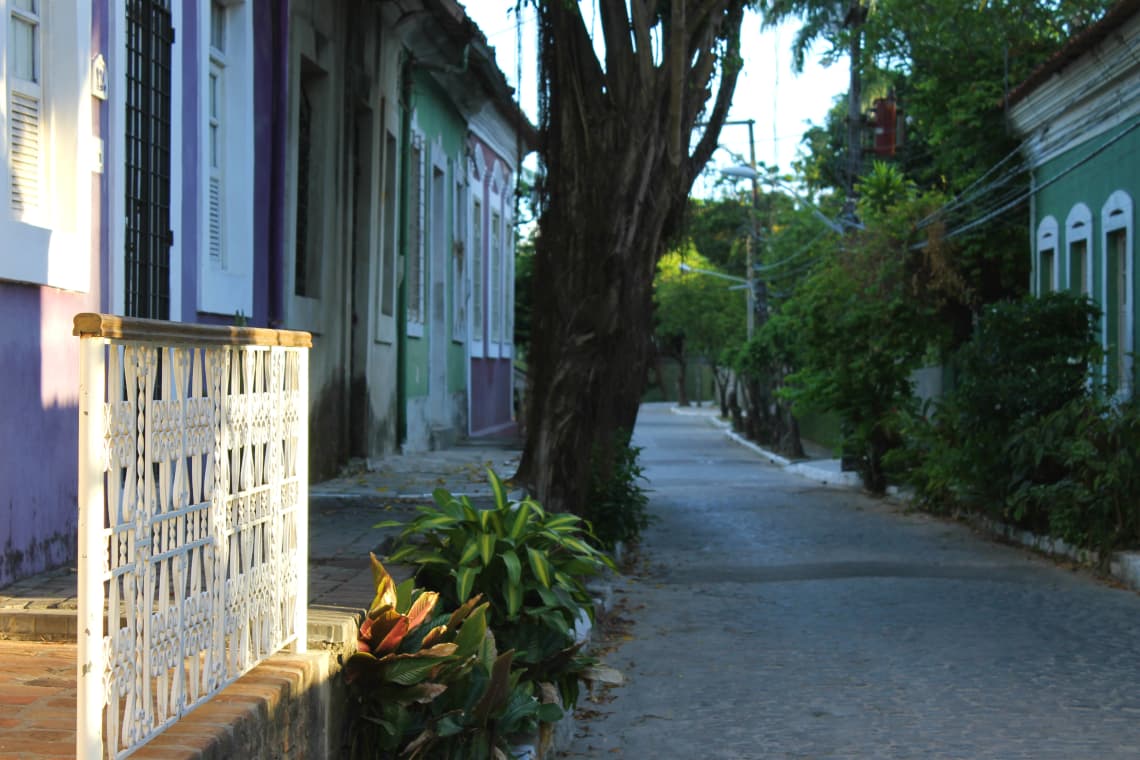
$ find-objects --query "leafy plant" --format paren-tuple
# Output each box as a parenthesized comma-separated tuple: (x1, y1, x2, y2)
(341, 555, 490, 757)
(376, 470, 613, 708)
(1006, 396, 1140, 555)
(342, 556, 565, 760)
(583, 430, 652, 551)
(918, 293, 1101, 512)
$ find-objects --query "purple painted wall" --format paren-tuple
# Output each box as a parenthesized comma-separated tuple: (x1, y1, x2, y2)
(467, 137, 515, 436)
(469, 358, 514, 435)
(0, 1, 106, 588)
(181, 1, 201, 320)
(0, 0, 290, 588)
(0, 284, 97, 587)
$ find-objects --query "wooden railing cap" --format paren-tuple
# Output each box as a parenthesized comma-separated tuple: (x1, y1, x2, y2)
(73, 312, 313, 349)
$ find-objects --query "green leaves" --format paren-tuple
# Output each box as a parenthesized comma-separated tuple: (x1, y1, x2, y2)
(526, 546, 552, 589)
(376, 468, 613, 716)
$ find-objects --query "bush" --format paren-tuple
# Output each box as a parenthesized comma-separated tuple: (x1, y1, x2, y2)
(376, 470, 614, 709)
(583, 430, 652, 551)
(1006, 396, 1140, 555)
(905, 293, 1100, 512)
(341, 557, 563, 758)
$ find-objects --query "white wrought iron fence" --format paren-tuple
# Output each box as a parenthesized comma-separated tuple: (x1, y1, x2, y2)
(74, 313, 311, 760)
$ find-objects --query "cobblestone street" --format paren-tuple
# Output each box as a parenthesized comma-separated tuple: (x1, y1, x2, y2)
(566, 405, 1140, 759)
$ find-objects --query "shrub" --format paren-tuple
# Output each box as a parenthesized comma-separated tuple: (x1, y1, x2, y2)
(908, 293, 1100, 512)
(1006, 396, 1140, 555)
(583, 430, 652, 551)
(342, 557, 562, 758)
(376, 470, 613, 709)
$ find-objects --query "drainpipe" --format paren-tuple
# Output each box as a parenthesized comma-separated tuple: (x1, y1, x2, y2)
(268, 0, 289, 328)
(396, 51, 412, 447)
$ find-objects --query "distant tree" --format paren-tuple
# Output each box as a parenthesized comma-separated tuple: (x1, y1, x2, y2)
(654, 248, 747, 410)
(519, 1, 749, 514)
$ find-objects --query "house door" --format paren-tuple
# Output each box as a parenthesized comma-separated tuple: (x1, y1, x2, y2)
(349, 106, 375, 458)
(124, 0, 175, 319)
(429, 166, 449, 432)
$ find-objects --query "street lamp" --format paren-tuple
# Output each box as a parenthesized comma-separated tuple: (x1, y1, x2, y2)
(720, 157, 762, 341)
(722, 164, 852, 235)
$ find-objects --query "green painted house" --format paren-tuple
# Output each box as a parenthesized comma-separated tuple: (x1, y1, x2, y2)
(1008, 0, 1140, 398)
(392, 2, 535, 451)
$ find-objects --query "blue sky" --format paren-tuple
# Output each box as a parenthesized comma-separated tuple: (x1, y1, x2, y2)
(463, 2, 850, 191)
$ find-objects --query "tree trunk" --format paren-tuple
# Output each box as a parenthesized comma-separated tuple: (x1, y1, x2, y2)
(518, 1, 746, 514)
(675, 355, 690, 407)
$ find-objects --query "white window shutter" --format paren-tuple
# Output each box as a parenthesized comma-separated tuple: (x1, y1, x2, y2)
(209, 175, 222, 262)
(9, 89, 41, 213)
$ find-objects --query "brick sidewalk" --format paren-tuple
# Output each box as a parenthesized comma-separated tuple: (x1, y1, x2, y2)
(0, 640, 80, 760)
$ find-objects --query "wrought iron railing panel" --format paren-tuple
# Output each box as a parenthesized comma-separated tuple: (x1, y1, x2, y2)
(76, 315, 310, 760)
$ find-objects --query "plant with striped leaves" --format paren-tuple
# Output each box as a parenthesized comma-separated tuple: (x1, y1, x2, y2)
(376, 469, 613, 708)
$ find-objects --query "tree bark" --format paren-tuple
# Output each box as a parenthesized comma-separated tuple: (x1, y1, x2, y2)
(518, 1, 746, 514)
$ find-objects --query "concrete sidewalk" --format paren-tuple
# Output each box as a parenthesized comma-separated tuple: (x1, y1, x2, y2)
(669, 403, 862, 488)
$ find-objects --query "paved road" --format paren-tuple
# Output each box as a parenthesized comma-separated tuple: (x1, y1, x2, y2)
(564, 405, 1140, 759)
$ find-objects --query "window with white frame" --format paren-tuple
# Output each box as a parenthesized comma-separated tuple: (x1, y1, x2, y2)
(452, 170, 466, 341)
(406, 134, 425, 335)
(504, 220, 515, 355)
(490, 210, 503, 350)
(1103, 190, 1134, 397)
(8, 0, 40, 216)
(0, 0, 92, 291)
(198, 0, 254, 315)
(1065, 204, 1092, 297)
(376, 128, 399, 343)
(1036, 216, 1057, 294)
(471, 193, 484, 355)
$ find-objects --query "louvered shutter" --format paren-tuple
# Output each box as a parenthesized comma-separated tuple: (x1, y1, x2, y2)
(9, 89, 40, 212)
(9, 2, 42, 214)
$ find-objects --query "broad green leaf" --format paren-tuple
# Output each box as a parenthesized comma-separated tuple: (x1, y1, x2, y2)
(455, 565, 480, 603)
(436, 712, 465, 737)
(536, 701, 564, 723)
(454, 602, 489, 657)
(478, 532, 496, 567)
(458, 539, 481, 567)
(432, 487, 453, 508)
(542, 513, 581, 532)
(396, 577, 416, 613)
(372, 519, 406, 530)
(414, 514, 461, 531)
(487, 468, 508, 511)
(503, 577, 522, 618)
(459, 496, 479, 521)
(508, 501, 532, 540)
(381, 655, 455, 686)
(521, 497, 545, 521)
(526, 546, 552, 588)
(500, 550, 522, 588)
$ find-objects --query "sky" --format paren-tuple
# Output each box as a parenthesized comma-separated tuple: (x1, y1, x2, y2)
(462, 2, 851, 195)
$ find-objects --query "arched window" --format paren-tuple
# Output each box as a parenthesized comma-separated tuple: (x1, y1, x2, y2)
(1102, 190, 1134, 397)
(1036, 215, 1059, 295)
(1065, 204, 1092, 297)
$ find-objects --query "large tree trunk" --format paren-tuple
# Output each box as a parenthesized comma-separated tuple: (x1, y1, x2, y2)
(518, 1, 746, 514)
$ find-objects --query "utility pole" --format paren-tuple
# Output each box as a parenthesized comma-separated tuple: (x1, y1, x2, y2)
(746, 118, 758, 340)
(844, 1, 867, 219)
